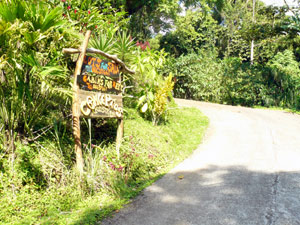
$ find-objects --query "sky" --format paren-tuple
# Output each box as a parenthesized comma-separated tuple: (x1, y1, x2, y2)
(261, 0, 297, 7)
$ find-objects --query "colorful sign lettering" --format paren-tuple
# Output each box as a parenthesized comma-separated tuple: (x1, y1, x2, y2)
(77, 55, 123, 118)
(78, 90, 123, 118)
(77, 73, 123, 94)
(82, 55, 119, 79)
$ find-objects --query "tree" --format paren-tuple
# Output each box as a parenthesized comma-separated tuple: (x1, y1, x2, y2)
(250, 0, 256, 65)
(159, 8, 219, 57)
(127, 0, 180, 39)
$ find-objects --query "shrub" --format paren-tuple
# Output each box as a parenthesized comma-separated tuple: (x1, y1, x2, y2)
(168, 50, 300, 108)
(173, 51, 223, 101)
(266, 50, 300, 109)
(168, 51, 223, 102)
(220, 57, 269, 106)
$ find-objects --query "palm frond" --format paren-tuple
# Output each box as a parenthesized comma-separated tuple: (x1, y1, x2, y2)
(114, 30, 135, 62)
(41, 6, 65, 32)
(0, 0, 26, 23)
(89, 32, 115, 54)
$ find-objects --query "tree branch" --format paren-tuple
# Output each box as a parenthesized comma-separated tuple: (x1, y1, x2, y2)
(283, 0, 298, 18)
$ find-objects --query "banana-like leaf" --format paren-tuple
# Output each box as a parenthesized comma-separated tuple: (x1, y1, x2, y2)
(137, 95, 146, 106)
(141, 103, 148, 113)
(148, 91, 155, 101)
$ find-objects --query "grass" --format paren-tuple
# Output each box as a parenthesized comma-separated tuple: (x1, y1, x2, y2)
(254, 105, 300, 115)
(0, 106, 208, 225)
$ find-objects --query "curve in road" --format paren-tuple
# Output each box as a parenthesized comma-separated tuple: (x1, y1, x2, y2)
(102, 99, 300, 225)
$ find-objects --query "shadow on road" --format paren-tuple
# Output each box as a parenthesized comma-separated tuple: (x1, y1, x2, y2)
(74, 165, 300, 225)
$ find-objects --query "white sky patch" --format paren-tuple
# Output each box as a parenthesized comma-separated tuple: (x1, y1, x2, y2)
(158, 0, 298, 35)
(260, 0, 297, 7)
(179, 2, 186, 16)
(260, 0, 298, 16)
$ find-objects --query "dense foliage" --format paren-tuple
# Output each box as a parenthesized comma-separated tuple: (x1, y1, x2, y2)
(160, 0, 300, 109)
(168, 50, 300, 108)
(0, 0, 176, 223)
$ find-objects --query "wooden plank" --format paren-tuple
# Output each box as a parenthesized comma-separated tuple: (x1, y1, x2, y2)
(78, 89, 123, 118)
(77, 73, 123, 94)
(72, 30, 91, 174)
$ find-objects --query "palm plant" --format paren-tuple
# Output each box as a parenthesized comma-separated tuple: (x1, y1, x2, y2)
(0, 0, 77, 151)
(89, 31, 116, 55)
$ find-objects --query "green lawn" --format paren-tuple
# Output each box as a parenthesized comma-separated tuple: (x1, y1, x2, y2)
(0, 106, 208, 225)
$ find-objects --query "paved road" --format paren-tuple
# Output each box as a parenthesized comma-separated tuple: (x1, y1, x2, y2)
(102, 99, 300, 225)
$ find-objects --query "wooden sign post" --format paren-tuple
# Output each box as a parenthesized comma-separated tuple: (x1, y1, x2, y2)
(72, 30, 91, 174)
(63, 31, 135, 172)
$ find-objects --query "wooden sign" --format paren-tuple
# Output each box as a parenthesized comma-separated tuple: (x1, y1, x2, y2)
(77, 73, 123, 94)
(78, 89, 123, 118)
(82, 55, 119, 79)
(63, 34, 135, 164)
(77, 55, 123, 118)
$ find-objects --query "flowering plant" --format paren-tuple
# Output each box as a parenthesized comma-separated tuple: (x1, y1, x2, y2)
(48, 0, 128, 32)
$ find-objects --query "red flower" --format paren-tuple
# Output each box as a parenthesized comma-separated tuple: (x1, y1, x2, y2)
(95, 25, 98, 29)
(109, 162, 116, 170)
(148, 154, 154, 159)
(67, 5, 71, 10)
(117, 166, 124, 172)
(61, 0, 66, 2)
(136, 41, 150, 51)
(88, 10, 91, 14)
(74, 9, 77, 13)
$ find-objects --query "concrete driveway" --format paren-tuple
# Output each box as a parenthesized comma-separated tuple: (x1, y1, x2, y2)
(102, 99, 300, 225)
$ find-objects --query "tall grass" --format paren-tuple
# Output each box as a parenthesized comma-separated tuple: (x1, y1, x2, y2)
(0, 106, 208, 224)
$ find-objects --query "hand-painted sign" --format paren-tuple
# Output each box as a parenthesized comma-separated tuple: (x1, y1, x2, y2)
(77, 74, 123, 94)
(78, 90, 123, 118)
(77, 55, 123, 118)
(82, 55, 119, 79)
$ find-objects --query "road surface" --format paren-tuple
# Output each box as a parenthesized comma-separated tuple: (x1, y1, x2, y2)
(102, 99, 300, 225)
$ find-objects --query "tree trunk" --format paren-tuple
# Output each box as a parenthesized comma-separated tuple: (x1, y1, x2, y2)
(250, 39, 254, 64)
(250, 0, 256, 65)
